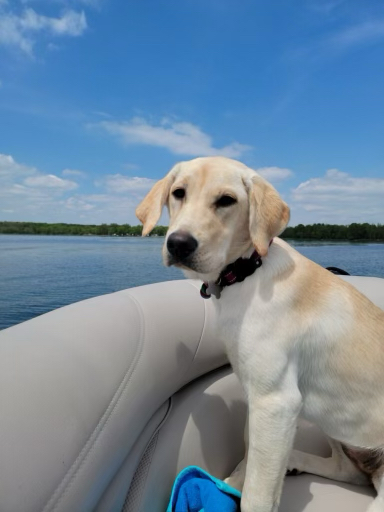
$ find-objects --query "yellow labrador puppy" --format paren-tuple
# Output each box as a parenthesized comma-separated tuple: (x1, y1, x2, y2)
(136, 156, 384, 512)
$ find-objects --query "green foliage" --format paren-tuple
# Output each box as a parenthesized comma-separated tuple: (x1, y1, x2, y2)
(281, 223, 384, 241)
(0, 221, 383, 240)
(0, 221, 168, 237)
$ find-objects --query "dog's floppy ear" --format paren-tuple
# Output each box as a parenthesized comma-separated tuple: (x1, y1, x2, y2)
(136, 164, 179, 236)
(246, 174, 290, 256)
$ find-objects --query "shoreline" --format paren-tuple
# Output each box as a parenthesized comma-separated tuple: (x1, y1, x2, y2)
(0, 233, 383, 243)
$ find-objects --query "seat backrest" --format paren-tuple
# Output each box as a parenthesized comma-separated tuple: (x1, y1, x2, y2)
(0, 280, 226, 512)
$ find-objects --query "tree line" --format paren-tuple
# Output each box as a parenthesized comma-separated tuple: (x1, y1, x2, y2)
(281, 223, 384, 241)
(0, 221, 383, 240)
(0, 221, 167, 237)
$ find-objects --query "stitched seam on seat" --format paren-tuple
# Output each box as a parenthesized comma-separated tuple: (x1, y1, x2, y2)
(123, 432, 160, 512)
(42, 294, 146, 512)
(122, 398, 173, 511)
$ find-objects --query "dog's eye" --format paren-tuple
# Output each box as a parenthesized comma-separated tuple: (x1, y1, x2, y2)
(172, 188, 185, 199)
(215, 195, 237, 208)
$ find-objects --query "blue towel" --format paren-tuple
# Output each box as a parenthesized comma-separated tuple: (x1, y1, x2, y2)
(166, 466, 241, 512)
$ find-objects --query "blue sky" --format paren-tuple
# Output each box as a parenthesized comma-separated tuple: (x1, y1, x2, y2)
(0, 0, 383, 226)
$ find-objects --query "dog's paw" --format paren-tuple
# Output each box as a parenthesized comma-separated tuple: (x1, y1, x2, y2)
(224, 466, 245, 492)
(285, 468, 303, 476)
(286, 449, 307, 477)
(224, 474, 244, 491)
(224, 458, 246, 491)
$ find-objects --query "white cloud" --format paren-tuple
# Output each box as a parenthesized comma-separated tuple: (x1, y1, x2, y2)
(47, 42, 60, 51)
(329, 20, 384, 50)
(24, 173, 77, 190)
(0, 153, 37, 178)
(0, 152, 154, 224)
(256, 166, 293, 183)
(308, 0, 346, 15)
(290, 169, 384, 224)
(0, 7, 87, 55)
(58, 192, 144, 224)
(62, 168, 87, 178)
(76, 0, 102, 8)
(65, 196, 94, 211)
(98, 174, 156, 194)
(0, 12, 33, 54)
(289, 17, 384, 70)
(309, 19, 384, 60)
(92, 110, 113, 119)
(0, 153, 80, 220)
(98, 117, 252, 158)
(20, 8, 86, 35)
(122, 162, 140, 171)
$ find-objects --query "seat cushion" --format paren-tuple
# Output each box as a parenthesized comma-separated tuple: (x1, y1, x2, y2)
(127, 367, 375, 511)
(281, 474, 374, 512)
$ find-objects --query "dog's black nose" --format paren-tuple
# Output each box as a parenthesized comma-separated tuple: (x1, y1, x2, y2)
(167, 231, 198, 260)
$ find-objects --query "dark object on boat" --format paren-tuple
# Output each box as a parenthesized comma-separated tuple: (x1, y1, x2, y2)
(326, 266, 351, 275)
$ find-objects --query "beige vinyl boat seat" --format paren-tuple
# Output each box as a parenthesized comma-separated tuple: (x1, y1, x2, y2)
(0, 276, 383, 512)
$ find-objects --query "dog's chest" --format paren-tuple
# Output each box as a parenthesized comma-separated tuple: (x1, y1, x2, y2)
(214, 288, 280, 375)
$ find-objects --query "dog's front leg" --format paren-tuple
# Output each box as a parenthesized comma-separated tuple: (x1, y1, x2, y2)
(240, 386, 302, 512)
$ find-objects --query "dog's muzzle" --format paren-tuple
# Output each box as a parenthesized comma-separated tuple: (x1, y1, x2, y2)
(167, 230, 198, 263)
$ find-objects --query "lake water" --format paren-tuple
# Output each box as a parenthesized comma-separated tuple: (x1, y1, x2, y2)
(1, 235, 383, 331)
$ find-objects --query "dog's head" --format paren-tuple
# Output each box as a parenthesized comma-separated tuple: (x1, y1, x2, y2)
(136, 156, 290, 280)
